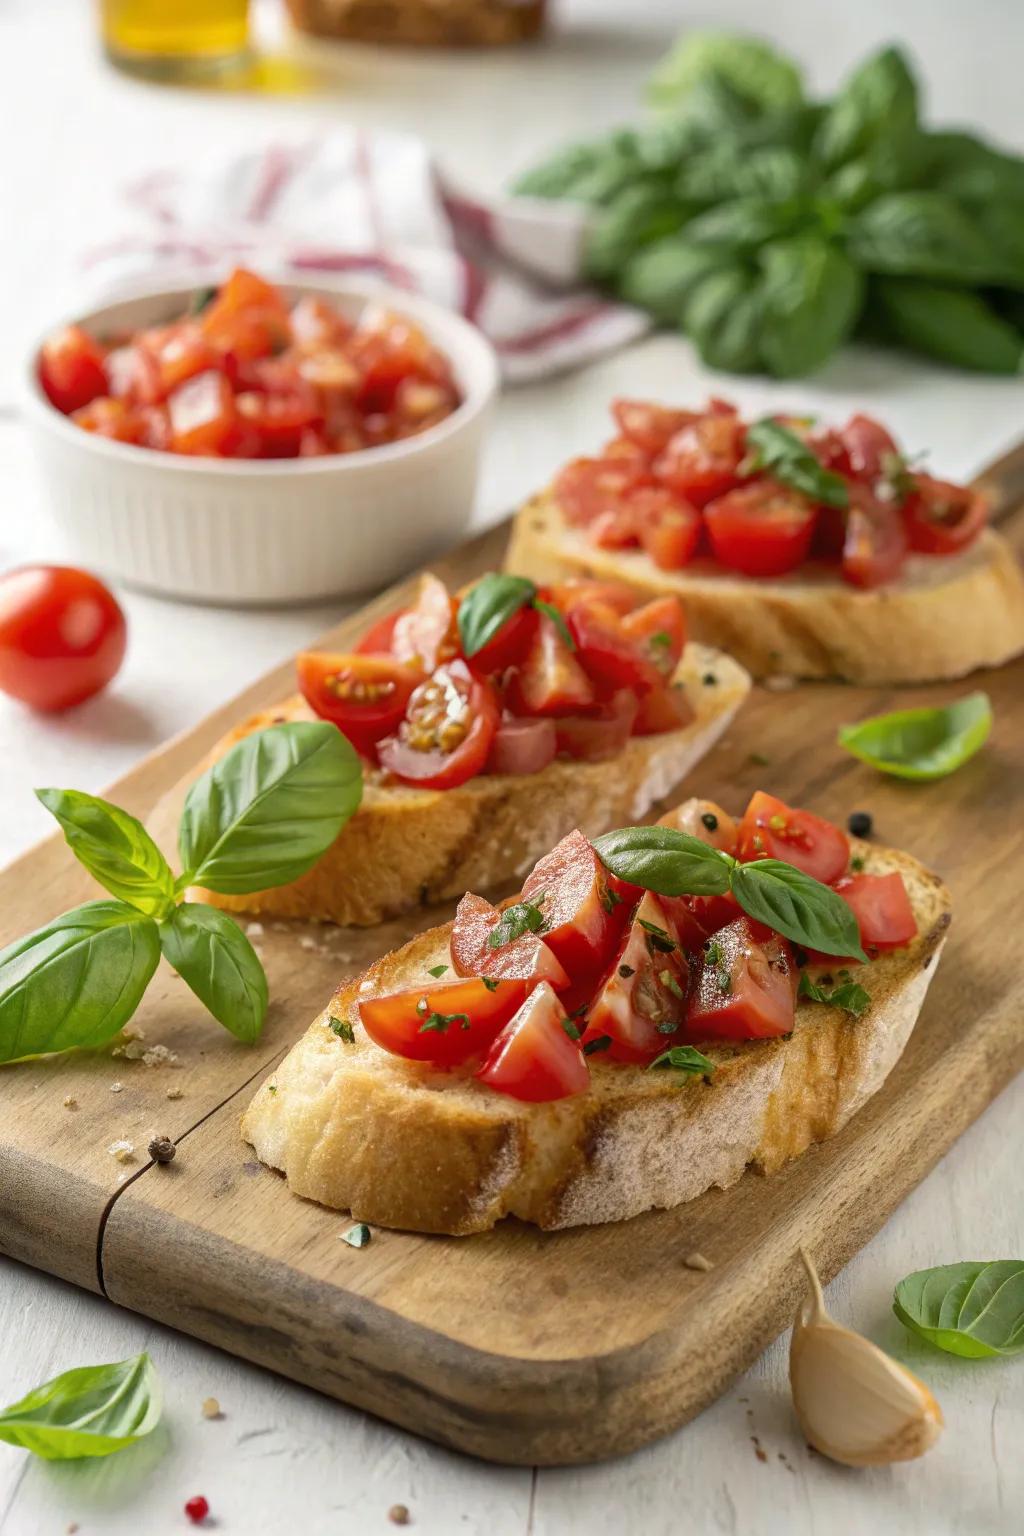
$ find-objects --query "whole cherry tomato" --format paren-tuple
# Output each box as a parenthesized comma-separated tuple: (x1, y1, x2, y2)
(0, 565, 127, 711)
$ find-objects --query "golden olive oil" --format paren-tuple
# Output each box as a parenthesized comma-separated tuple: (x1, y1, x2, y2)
(100, 0, 250, 77)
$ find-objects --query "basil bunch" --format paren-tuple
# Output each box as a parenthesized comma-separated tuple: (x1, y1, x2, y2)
(0, 722, 362, 1064)
(515, 33, 1024, 376)
(594, 825, 866, 960)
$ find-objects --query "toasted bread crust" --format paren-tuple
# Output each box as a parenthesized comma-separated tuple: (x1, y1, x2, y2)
(505, 491, 1024, 684)
(190, 644, 749, 927)
(241, 840, 951, 1235)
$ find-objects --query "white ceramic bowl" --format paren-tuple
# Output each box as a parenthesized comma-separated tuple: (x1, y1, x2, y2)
(23, 278, 499, 606)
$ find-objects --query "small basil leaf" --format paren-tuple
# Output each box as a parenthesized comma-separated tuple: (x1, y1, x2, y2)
(159, 903, 268, 1044)
(757, 236, 865, 378)
(798, 970, 871, 1017)
(585, 185, 692, 282)
(838, 692, 992, 781)
(730, 859, 867, 961)
(647, 31, 804, 116)
(181, 721, 362, 895)
(0, 1351, 161, 1460)
(743, 419, 849, 508)
(893, 1261, 1024, 1359)
(684, 264, 764, 374)
(0, 901, 160, 1064)
(533, 598, 575, 650)
(619, 238, 732, 323)
(36, 788, 176, 918)
(815, 46, 920, 177)
(649, 1044, 715, 1076)
(488, 898, 547, 948)
(594, 826, 735, 898)
(457, 573, 536, 659)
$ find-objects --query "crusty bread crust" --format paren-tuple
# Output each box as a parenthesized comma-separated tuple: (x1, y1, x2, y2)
(505, 490, 1024, 684)
(241, 839, 951, 1235)
(190, 643, 748, 926)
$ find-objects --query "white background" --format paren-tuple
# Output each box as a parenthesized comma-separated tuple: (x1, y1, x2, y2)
(1, 1, 1022, 1532)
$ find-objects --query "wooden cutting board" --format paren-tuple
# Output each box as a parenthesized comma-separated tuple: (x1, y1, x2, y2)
(2, 495, 1024, 1467)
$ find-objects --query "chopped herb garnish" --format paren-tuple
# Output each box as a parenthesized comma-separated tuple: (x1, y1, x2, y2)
(649, 1045, 715, 1076)
(639, 919, 676, 953)
(656, 1019, 679, 1033)
(418, 1010, 472, 1034)
(329, 1015, 355, 1043)
(659, 968, 685, 1000)
(188, 284, 218, 316)
(481, 976, 500, 992)
(489, 894, 547, 948)
(583, 1034, 612, 1056)
(850, 855, 865, 872)
(705, 940, 723, 965)
(618, 963, 636, 979)
(798, 971, 871, 1017)
(649, 630, 672, 651)
(704, 938, 731, 994)
(747, 751, 771, 767)
(268, 1084, 278, 1095)
(427, 964, 449, 978)
(341, 1223, 371, 1248)
(601, 886, 624, 914)
(561, 1018, 582, 1041)
(702, 672, 718, 686)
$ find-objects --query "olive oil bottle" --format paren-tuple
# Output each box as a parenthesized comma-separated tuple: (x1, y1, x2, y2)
(100, 0, 250, 79)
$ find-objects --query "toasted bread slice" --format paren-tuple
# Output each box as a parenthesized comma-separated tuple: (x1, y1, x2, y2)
(241, 838, 951, 1235)
(190, 643, 748, 927)
(505, 490, 1024, 684)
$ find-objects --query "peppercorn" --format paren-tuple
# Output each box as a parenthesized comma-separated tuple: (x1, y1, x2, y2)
(701, 812, 718, 832)
(184, 1495, 209, 1524)
(847, 811, 873, 838)
(148, 1135, 176, 1164)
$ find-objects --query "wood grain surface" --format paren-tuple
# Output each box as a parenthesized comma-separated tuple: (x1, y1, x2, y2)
(2, 513, 1023, 1466)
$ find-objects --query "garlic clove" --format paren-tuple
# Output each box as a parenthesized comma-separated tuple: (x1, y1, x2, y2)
(789, 1248, 944, 1468)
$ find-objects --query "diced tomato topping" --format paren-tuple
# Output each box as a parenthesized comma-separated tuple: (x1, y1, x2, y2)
(465, 602, 538, 677)
(167, 371, 239, 456)
(105, 342, 162, 407)
(553, 457, 651, 529)
(391, 574, 459, 674)
(39, 326, 107, 415)
(553, 689, 638, 761)
(611, 399, 698, 456)
(653, 411, 745, 507)
(838, 414, 899, 481)
(841, 485, 908, 588)
(476, 982, 590, 1102)
(377, 660, 499, 790)
(151, 324, 219, 396)
(736, 791, 849, 885)
(632, 487, 703, 570)
(686, 918, 796, 1041)
(451, 892, 569, 990)
(620, 596, 687, 677)
(660, 892, 741, 951)
(487, 715, 557, 775)
(505, 611, 595, 716)
(567, 601, 659, 696)
(71, 397, 145, 444)
(521, 829, 621, 983)
(355, 606, 406, 657)
(291, 294, 351, 350)
(833, 872, 917, 952)
(297, 651, 419, 757)
(658, 797, 738, 856)
(633, 679, 695, 735)
(350, 310, 450, 413)
(902, 476, 988, 555)
(583, 893, 691, 1063)
(704, 479, 817, 578)
(546, 580, 636, 618)
(358, 974, 528, 1065)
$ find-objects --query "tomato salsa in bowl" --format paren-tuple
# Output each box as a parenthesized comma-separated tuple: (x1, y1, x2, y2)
(24, 271, 498, 604)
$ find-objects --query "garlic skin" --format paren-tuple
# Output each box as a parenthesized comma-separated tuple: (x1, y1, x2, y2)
(789, 1249, 944, 1468)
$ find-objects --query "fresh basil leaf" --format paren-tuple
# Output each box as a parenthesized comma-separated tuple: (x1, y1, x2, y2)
(838, 693, 992, 781)
(0, 1352, 161, 1460)
(678, 144, 810, 205)
(180, 721, 362, 895)
(758, 235, 865, 378)
(159, 903, 267, 1044)
(869, 278, 1023, 373)
(649, 1044, 715, 1075)
(584, 185, 690, 281)
(36, 788, 176, 918)
(684, 196, 804, 251)
(923, 130, 1024, 207)
(648, 31, 804, 116)
(512, 136, 632, 204)
(619, 239, 731, 322)
(743, 419, 849, 507)
(798, 970, 871, 1017)
(683, 265, 764, 373)
(730, 859, 867, 961)
(894, 1261, 1024, 1358)
(815, 47, 920, 177)
(0, 901, 160, 1064)
(457, 573, 536, 659)
(847, 191, 1010, 286)
(533, 598, 575, 650)
(594, 826, 734, 898)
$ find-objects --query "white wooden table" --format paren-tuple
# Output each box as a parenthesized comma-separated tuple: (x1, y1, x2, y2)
(1, 2, 1022, 1531)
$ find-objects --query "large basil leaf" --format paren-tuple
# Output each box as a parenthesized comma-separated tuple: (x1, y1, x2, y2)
(870, 278, 1023, 373)
(179, 721, 362, 895)
(676, 143, 810, 204)
(620, 239, 734, 322)
(36, 787, 176, 918)
(838, 693, 992, 780)
(684, 196, 804, 251)
(758, 235, 865, 377)
(923, 130, 1024, 205)
(159, 903, 268, 1044)
(847, 191, 1010, 285)
(0, 900, 160, 1064)
(584, 185, 691, 281)
(457, 573, 536, 659)
(683, 265, 763, 373)
(0, 1353, 161, 1460)
(648, 31, 804, 115)
(730, 859, 867, 960)
(815, 47, 920, 181)
(894, 1261, 1024, 1358)
(594, 826, 734, 898)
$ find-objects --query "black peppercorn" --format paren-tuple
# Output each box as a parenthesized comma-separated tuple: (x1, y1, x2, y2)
(701, 811, 719, 831)
(148, 1135, 176, 1164)
(847, 811, 872, 838)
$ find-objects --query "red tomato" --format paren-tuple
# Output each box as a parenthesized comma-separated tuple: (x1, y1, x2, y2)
(833, 873, 917, 952)
(589, 503, 640, 550)
(297, 651, 419, 756)
(201, 268, 292, 362)
(352, 311, 451, 412)
(611, 399, 698, 456)
(685, 918, 796, 1041)
(451, 892, 569, 990)
(567, 601, 659, 695)
(487, 715, 557, 775)
(554, 689, 638, 761)
(736, 791, 849, 885)
(841, 486, 908, 588)
(704, 480, 817, 578)
(521, 828, 620, 981)
(660, 892, 740, 952)
(391, 574, 459, 674)
(237, 390, 322, 458)
(167, 370, 239, 456)
(653, 411, 745, 507)
(465, 602, 538, 677)
(839, 414, 899, 481)
(151, 324, 219, 396)
(0, 565, 126, 712)
(657, 797, 738, 857)
(620, 596, 687, 678)
(378, 661, 499, 790)
(355, 606, 406, 656)
(902, 476, 988, 555)
(105, 342, 162, 407)
(552, 457, 651, 529)
(583, 893, 691, 1063)
(633, 679, 695, 735)
(71, 398, 144, 444)
(476, 982, 590, 1102)
(38, 326, 107, 415)
(546, 580, 637, 618)
(632, 487, 703, 570)
(505, 612, 595, 716)
(291, 294, 351, 350)
(359, 974, 528, 1065)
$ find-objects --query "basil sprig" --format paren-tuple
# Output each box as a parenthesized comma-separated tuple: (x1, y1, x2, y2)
(894, 1261, 1024, 1358)
(594, 826, 866, 961)
(838, 692, 992, 780)
(0, 721, 362, 1064)
(742, 419, 849, 507)
(0, 1352, 161, 1460)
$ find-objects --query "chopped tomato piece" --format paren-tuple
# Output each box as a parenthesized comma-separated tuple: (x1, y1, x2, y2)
(297, 651, 419, 756)
(902, 476, 988, 555)
(291, 294, 352, 350)
(465, 602, 538, 677)
(139, 404, 172, 451)
(201, 268, 292, 361)
(620, 596, 687, 677)
(660, 892, 740, 952)
(506, 612, 595, 717)
(105, 342, 162, 407)
(841, 485, 908, 588)
(704, 480, 817, 578)
(583, 892, 691, 1063)
(167, 370, 239, 456)
(356, 606, 406, 657)
(589, 503, 640, 549)
(657, 797, 738, 857)
(237, 389, 322, 458)
(39, 326, 107, 415)
(552, 456, 651, 529)
(151, 324, 219, 396)
(736, 791, 849, 885)
(487, 715, 557, 775)
(554, 689, 638, 761)
(653, 411, 745, 507)
(633, 679, 695, 735)
(611, 399, 698, 456)
(839, 414, 899, 481)
(546, 580, 637, 618)
(476, 982, 590, 1102)
(377, 661, 499, 790)
(521, 829, 621, 982)
(71, 397, 144, 444)
(686, 918, 796, 1041)
(567, 601, 659, 696)
(391, 574, 459, 674)
(359, 974, 528, 1065)
(632, 487, 703, 570)
(451, 892, 569, 990)
(352, 310, 450, 412)
(833, 872, 917, 952)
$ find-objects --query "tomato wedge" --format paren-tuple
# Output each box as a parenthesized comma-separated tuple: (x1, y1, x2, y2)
(554, 689, 638, 761)
(546, 580, 637, 618)
(653, 410, 744, 507)
(839, 414, 899, 481)
(583, 893, 691, 1063)
(451, 892, 569, 989)
(465, 602, 538, 677)
(736, 791, 849, 885)
(841, 485, 908, 588)
(297, 651, 419, 755)
(476, 982, 590, 1102)
(553, 456, 651, 529)
(833, 872, 917, 952)
(359, 974, 528, 1065)
(521, 829, 621, 982)
(355, 605, 407, 657)
(391, 574, 460, 673)
(633, 679, 695, 735)
(686, 918, 796, 1041)
(567, 601, 659, 695)
(39, 326, 107, 415)
(631, 487, 703, 570)
(506, 611, 595, 716)
(611, 399, 698, 455)
(487, 715, 557, 775)
(620, 596, 687, 677)
(704, 480, 817, 578)
(377, 661, 499, 790)
(902, 475, 988, 555)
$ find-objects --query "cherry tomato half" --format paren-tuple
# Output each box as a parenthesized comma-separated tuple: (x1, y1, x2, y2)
(476, 981, 590, 1102)
(833, 872, 917, 952)
(621, 596, 687, 677)
(902, 475, 988, 555)
(390, 574, 459, 674)
(521, 828, 621, 982)
(487, 715, 557, 775)
(653, 410, 744, 508)
(704, 480, 817, 578)
(736, 791, 849, 885)
(38, 326, 107, 415)
(377, 661, 499, 790)
(554, 689, 638, 761)
(632, 487, 703, 570)
(611, 399, 698, 456)
(0, 565, 126, 712)
(297, 651, 419, 755)
(841, 485, 908, 588)
(505, 611, 595, 716)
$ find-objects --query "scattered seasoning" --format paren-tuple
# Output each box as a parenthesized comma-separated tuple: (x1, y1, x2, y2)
(341, 1223, 371, 1248)
(747, 751, 771, 767)
(659, 968, 685, 999)
(299, 935, 318, 952)
(618, 963, 635, 979)
(268, 1084, 278, 1095)
(184, 1495, 210, 1524)
(388, 1506, 411, 1527)
(600, 886, 623, 914)
(850, 854, 866, 871)
(201, 1397, 222, 1420)
(702, 672, 718, 686)
(481, 976, 500, 992)
(583, 1034, 612, 1056)
(701, 811, 719, 831)
(107, 1139, 135, 1163)
(639, 919, 675, 953)
(684, 1251, 714, 1272)
(561, 1018, 582, 1041)
(426, 964, 449, 978)
(488, 894, 547, 947)
(329, 1015, 355, 1043)
(751, 1435, 768, 1463)
(110, 1081, 124, 1094)
(63, 1096, 78, 1110)
(166, 1086, 184, 1100)
(418, 1010, 471, 1034)
(847, 810, 873, 838)
(148, 1135, 176, 1164)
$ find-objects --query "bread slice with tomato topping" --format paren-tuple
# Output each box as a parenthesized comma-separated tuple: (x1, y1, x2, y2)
(240, 806, 951, 1236)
